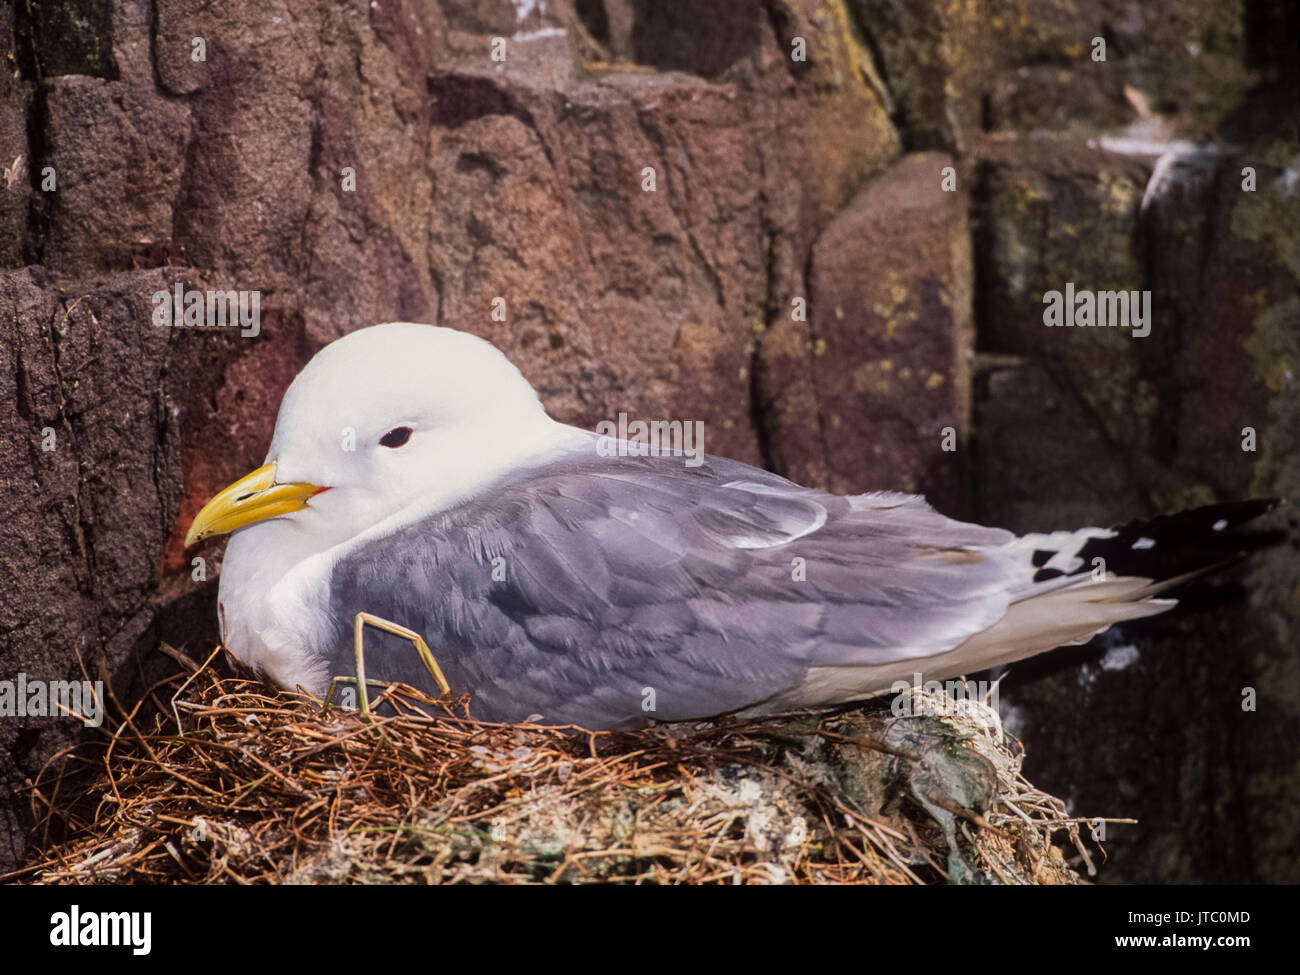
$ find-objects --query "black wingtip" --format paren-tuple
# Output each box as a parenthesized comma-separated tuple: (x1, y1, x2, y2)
(1078, 497, 1285, 585)
(1107, 497, 1282, 536)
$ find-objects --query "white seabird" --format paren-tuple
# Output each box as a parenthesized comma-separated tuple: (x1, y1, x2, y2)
(185, 322, 1273, 730)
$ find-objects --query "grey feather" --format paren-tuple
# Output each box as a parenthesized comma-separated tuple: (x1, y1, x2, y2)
(321, 445, 1025, 730)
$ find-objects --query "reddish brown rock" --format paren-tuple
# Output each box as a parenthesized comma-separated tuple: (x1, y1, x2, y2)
(0, 267, 189, 870)
(793, 151, 973, 511)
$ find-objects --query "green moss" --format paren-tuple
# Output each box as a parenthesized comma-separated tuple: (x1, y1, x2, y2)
(1231, 142, 1300, 282)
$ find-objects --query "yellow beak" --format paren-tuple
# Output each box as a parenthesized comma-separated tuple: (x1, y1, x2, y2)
(185, 462, 324, 547)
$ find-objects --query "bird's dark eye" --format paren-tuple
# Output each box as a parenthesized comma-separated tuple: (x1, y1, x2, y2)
(379, 426, 413, 448)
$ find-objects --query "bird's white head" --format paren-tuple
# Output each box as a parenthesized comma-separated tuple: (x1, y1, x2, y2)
(185, 323, 573, 553)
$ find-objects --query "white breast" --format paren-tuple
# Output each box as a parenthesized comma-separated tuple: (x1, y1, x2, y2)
(218, 524, 338, 694)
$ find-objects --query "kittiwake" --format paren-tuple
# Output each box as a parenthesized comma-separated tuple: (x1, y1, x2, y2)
(185, 322, 1275, 730)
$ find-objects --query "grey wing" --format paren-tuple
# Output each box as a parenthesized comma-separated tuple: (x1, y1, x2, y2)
(323, 451, 1018, 729)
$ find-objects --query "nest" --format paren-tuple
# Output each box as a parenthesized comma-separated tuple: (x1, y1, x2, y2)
(12, 651, 1116, 884)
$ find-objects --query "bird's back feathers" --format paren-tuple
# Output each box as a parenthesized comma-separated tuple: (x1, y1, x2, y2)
(321, 441, 1277, 729)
